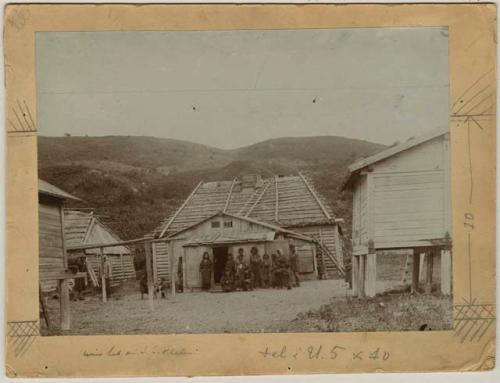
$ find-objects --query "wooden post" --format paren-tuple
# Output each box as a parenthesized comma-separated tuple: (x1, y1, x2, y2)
(144, 241, 154, 310)
(440, 249, 452, 295)
(182, 253, 187, 291)
(119, 253, 124, 282)
(411, 251, 420, 293)
(358, 254, 366, 298)
(425, 249, 434, 294)
(59, 279, 70, 331)
(311, 245, 318, 277)
(169, 241, 176, 299)
(99, 247, 107, 303)
(419, 253, 426, 283)
(39, 283, 52, 331)
(152, 242, 158, 281)
(319, 228, 326, 279)
(210, 251, 215, 290)
(365, 251, 377, 298)
(59, 205, 71, 330)
(352, 255, 359, 295)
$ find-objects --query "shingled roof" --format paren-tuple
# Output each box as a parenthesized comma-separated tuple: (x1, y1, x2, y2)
(64, 210, 130, 254)
(154, 173, 335, 238)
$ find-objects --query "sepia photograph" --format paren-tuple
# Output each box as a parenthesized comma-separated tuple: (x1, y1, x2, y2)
(35, 27, 454, 336)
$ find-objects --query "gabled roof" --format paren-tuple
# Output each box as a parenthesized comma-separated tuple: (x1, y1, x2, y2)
(64, 210, 130, 254)
(154, 173, 335, 238)
(349, 126, 449, 173)
(343, 127, 449, 190)
(39, 179, 80, 201)
(64, 210, 94, 248)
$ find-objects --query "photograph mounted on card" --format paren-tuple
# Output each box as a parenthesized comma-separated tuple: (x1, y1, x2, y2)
(4, 3, 496, 377)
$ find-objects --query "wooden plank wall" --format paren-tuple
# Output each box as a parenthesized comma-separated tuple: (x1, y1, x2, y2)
(373, 171, 445, 246)
(292, 225, 342, 278)
(39, 202, 65, 292)
(295, 241, 315, 273)
(184, 245, 211, 289)
(351, 175, 367, 247)
(153, 241, 170, 283)
(359, 176, 368, 245)
(366, 134, 449, 248)
(86, 253, 136, 287)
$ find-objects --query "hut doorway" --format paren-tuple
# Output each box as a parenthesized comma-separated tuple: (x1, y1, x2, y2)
(213, 246, 229, 284)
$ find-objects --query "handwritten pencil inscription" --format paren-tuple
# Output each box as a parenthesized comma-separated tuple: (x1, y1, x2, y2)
(258, 344, 390, 362)
(82, 345, 192, 358)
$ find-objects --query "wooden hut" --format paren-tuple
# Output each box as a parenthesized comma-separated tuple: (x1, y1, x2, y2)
(64, 210, 136, 287)
(39, 180, 80, 292)
(164, 211, 317, 290)
(152, 173, 345, 288)
(343, 127, 452, 297)
(38, 179, 83, 330)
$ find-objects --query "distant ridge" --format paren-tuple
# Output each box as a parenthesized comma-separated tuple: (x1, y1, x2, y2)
(38, 135, 386, 241)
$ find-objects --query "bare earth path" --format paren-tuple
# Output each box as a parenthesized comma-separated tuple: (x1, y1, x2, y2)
(53, 280, 350, 335)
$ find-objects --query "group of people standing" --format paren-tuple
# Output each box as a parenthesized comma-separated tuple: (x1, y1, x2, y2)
(198, 244, 301, 292)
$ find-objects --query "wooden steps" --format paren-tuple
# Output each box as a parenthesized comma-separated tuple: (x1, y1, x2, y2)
(315, 240, 345, 278)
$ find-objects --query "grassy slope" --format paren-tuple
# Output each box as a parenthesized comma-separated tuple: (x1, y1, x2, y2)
(38, 135, 385, 242)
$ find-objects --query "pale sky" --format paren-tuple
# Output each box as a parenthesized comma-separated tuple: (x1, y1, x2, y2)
(36, 28, 449, 149)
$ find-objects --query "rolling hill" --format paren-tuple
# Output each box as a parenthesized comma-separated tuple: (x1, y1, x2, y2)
(38, 135, 385, 243)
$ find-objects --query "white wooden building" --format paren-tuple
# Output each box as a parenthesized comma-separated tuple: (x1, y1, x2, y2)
(162, 211, 317, 290)
(343, 127, 452, 297)
(152, 173, 345, 289)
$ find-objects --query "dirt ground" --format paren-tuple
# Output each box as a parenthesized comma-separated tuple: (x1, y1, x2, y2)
(42, 255, 450, 335)
(45, 279, 351, 335)
(43, 279, 449, 335)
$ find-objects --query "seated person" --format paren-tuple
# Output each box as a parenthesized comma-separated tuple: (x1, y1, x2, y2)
(157, 277, 168, 299)
(242, 265, 253, 292)
(221, 264, 236, 293)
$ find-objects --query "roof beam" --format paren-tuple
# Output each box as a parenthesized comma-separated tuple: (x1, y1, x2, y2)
(237, 187, 261, 216)
(67, 236, 153, 252)
(223, 178, 237, 213)
(82, 215, 96, 245)
(245, 180, 271, 217)
(159, 180, 203, 238)
(298, 171, 332, 221)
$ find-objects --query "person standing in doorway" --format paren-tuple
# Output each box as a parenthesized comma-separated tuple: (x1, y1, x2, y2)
(270, 253, 278, 288)
(235, 248, 246, 290)
(249, 247, 262, 288)
(289, 244, 300, 287)
(226, 252, 236, 277)
(199, 252, 213, 291)
(261, 253, 272, 288)
(221, 254, 236, 292)
(177, 256, 184, 293)
(276, 249, 291, 290)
